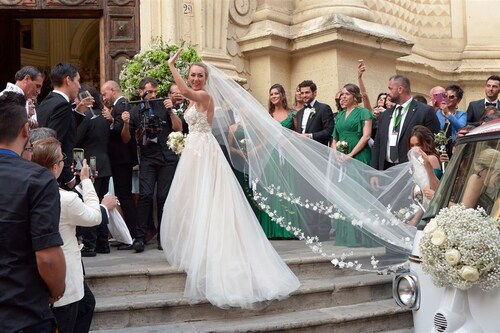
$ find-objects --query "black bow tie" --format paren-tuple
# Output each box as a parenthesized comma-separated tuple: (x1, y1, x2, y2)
(485, 102, 496, 107)
(305, 103, 312, 109)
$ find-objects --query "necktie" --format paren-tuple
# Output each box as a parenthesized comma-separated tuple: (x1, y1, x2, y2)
(305, 103, 311, 109)
(390, 106, 403, 162)
(393, 106, 403, 132)
(485, 102, 496, 107)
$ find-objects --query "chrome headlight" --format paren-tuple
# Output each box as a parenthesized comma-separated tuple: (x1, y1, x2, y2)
(392, 273, 420, 310)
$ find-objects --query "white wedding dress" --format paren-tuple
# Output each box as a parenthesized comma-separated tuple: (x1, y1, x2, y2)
(160, 106, 300, 309)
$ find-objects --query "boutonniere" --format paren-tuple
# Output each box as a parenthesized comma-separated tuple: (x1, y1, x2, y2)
(309, 107, 316, 118)
(173, 108, 184, 117)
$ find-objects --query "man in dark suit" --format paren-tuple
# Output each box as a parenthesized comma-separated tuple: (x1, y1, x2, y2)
(164, 84, 189, 134)
(37, 63, 81, 190)
(466, 75, 500, 126)
(101, 80, 138, 250)
(295, 80, 335, 241)
(128, 77, 182, 252)
(295, 80, 335, 145)
(371, 75, 440, 178)
(76, 83, 113, 256)
(0, 92, 66, 333)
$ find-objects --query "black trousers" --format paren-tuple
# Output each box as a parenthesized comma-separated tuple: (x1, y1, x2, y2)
(79, 177, 111, 250)
(135, 156, 178, 243)
(110, 163, 137, 238)
(52, 301, 79, 333)
(15, 319, 56, 333)
(75, 281, 95, 333)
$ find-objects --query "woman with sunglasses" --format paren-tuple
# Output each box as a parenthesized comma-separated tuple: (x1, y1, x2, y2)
(436, 84, 467, 148)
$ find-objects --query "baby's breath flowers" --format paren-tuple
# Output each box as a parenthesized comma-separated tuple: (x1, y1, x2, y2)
(420, 205, 499, 291)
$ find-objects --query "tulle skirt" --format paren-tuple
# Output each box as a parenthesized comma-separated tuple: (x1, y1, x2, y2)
(160, 132, 300, 309)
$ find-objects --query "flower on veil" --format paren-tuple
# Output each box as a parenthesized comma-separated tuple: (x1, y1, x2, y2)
(167, 131, 186, 155)
(336, 140, 349, 154)
(239, 139, 248, 153)
(419, 205, 500, 291)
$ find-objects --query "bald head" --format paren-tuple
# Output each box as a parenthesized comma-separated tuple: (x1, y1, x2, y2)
(430, 86, 446, 110)
(101, 80, 122, 105)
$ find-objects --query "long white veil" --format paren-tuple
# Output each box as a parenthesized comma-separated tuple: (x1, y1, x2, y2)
(206, 63, 418, 272)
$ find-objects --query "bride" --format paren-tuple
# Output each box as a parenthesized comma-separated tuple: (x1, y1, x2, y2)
(160, 49, 300, 309)
(162, 48, 421, 309)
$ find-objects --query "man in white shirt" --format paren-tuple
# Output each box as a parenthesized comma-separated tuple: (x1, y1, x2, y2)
(0, 66, 44, 122)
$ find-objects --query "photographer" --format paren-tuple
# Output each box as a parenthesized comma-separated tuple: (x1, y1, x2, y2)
(127, 77, 182, 252)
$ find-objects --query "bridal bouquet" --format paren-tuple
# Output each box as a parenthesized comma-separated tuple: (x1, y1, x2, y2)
(336, 140, 349, 154)
(167, 131, 186, 155)
(420, 205, 500, 291)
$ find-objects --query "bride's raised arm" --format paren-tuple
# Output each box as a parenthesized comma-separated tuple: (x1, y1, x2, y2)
(168, 48, 211, 110)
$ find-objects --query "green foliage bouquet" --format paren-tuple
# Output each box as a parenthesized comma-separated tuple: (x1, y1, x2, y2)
(119, 38, 201, 100)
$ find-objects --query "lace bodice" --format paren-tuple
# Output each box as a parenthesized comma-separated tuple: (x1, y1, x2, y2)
(185, 106, 211, 134)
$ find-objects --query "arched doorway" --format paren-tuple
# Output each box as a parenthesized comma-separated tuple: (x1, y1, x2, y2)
(0, 0, 140, 92)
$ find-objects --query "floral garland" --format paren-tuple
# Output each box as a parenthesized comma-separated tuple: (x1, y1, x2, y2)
(119, 38, 201, 100)
(251, 179, 412, 272)
(420, 205, 500, 291)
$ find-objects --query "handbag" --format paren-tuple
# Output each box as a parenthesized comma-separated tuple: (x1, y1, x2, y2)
(108, 205, 133, 245)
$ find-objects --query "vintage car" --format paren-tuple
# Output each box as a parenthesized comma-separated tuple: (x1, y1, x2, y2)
(393, 119, 500, 332)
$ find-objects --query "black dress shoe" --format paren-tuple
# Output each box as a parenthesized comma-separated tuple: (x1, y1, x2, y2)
(96, 247, 111, 254)
(133, 240, 144, 253)
(81, 247, 96, 257)
(157, 242, 163, 251)
(117, 244, 134, 250)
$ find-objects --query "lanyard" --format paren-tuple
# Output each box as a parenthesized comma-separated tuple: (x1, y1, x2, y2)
(393, 103, 410, 130)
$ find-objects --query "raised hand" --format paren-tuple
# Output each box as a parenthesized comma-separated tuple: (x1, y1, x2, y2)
(168, 48, 183, 66)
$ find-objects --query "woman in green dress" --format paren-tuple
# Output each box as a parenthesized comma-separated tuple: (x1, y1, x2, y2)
(258, 83, 296, 239)
(331, 83, 376, 246)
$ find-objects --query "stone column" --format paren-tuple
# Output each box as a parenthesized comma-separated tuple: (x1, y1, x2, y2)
(48, 19, 70, 66)
(293, 0, 374, 23)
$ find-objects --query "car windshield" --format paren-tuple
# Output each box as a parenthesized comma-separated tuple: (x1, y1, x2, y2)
(421, 137, 500, 226)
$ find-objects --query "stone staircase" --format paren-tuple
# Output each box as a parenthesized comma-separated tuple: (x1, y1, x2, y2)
(84, 240, 413, 333)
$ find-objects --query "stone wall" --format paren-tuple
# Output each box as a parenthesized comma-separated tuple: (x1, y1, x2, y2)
(140, 0, 500, 108)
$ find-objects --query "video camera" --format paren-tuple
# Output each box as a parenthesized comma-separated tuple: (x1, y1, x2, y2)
(128, 97, 169, 134)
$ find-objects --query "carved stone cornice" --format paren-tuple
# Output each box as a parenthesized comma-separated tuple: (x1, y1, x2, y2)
(239, 13, 413, 58)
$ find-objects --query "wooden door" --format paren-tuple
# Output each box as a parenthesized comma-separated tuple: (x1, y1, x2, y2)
(0, 0, 140, 87)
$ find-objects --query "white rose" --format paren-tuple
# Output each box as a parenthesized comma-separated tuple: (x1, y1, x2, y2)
(445, 249, 461, 265)
(424, 219, 437, 234)
(459, 266, 479, 282)
(431, 228, 447, 246)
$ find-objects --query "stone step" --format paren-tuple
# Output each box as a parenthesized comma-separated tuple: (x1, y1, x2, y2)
(84, 241, 378, 297)
(91, 274, 394, 330)
(91, 298, 412, 333)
